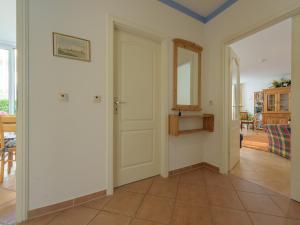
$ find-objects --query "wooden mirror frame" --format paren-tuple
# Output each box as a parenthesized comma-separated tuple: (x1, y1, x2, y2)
(173, 38, 203, 111)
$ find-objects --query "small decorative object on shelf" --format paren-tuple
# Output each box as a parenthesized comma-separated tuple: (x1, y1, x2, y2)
(178, 109, 182, 117)
(169, 114, 214, 136)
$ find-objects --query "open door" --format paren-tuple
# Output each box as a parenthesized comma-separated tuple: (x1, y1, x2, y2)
(228, 48, 241, 170)
(291, 14, 300, 202)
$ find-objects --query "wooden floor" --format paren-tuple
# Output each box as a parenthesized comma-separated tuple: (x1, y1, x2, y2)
(242, 129, 269, 151)
(0, 163, 16, 225)
(231, 147, 290, 196)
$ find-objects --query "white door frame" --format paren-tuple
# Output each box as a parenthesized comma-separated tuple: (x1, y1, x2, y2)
(106, 15, 169, 195)
(16, 0, 29, 222)
(228, 48, 241, 171)
(221, 7, 300, 199)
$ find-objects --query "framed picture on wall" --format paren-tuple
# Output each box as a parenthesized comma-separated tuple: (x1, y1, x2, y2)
(53, 32, 91, 62)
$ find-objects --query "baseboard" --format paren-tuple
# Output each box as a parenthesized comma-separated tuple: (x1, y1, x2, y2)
(28, 190, 106, 220)
(169, 162, 219, 176)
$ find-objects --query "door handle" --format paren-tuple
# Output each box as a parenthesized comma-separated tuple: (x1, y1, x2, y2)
(114, 101, 127, 104)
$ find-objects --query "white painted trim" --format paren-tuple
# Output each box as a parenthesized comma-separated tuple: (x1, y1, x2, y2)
(16, 0, 29, 222)
(220, 46, 230, 174)
(221, 5, 300, 190)
(106, 15, 170, 194)
(159, 40, 170, 178)
(291, 15, 300, 202)
(106, 15, 114, 195)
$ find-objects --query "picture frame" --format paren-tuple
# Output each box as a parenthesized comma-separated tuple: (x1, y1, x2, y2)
(53, 32, 91, 62)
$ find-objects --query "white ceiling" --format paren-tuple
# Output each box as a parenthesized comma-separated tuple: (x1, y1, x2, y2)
(0, 0, 16, 45)
(231, 18, 291, 82)
(173, 0, 227, 17)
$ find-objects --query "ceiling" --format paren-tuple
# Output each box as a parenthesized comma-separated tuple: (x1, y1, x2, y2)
(231, 18, 291, 82)
(0, 0, 16, 45)
(159, 0, 237, 23)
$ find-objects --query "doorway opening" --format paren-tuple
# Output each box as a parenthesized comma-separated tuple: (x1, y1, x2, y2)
(0, 0, 17, 223)
(228, 18, 292, 196)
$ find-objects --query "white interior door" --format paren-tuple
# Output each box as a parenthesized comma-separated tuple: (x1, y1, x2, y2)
(114, 29, 160, 187)
(291, 14, 300, 202)
(229, 48, 241, 170)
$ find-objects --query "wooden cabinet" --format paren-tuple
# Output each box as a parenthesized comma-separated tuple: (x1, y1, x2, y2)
(262, 87, 291, 125)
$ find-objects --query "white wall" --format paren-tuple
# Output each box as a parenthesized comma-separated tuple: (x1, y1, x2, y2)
(203, 0, 300, 168)
(0, 0, 16, 45)
(28, 0, 205, 209)
(240, 74, 291, 114)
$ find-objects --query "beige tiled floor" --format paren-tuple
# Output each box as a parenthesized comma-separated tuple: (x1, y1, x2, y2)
(231, 147, 291, 196)
(20, 168, 300, 225)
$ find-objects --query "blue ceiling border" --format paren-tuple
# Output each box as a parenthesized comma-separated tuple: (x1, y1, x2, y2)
(159, 0, 238, 24)
(159, 0, 206, 23)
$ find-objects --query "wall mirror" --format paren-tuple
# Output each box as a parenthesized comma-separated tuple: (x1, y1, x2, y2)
(173, 39, 202, 111)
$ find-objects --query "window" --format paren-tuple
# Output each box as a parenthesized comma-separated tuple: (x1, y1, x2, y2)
(0, 46, 16, 115)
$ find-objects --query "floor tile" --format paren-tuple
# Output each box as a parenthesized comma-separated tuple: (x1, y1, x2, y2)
(171, 202, 212, 225)
(19, 213, 60, 225)
(136, 195, 174, 224)
(204, 171, 233, 190)
(47, 206, 98, 225)
(116, 178, 153, 194)
(104, 191, 144, 216)
(154, 175, 179, 184)
(88, 211, 131, 225)
(230, 176, 266, 194)
(262, 187, 285, 197)
(82, 196, 112, 210)
(207, 187, 243, 210)
(211, 207, 252, 225)
(179, 170, 205, 186)
(148, 181, 178, 199)
(176, 183, 209, 207)
(131, 218, 165, 225)
(249, 212, 300, 225)
(271, 196, 300, 220)
(238, 192, 283, 216)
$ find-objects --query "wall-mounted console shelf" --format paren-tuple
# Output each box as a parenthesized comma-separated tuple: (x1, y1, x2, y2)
(169, 114, 214, 136)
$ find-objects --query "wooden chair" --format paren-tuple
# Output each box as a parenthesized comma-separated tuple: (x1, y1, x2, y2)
(0, 116, 16, 183)
(240, 111, 255, 130)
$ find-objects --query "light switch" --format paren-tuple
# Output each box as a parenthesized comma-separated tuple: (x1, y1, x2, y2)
(93, 95, 101, 103)
(58, 92, 69, 102)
